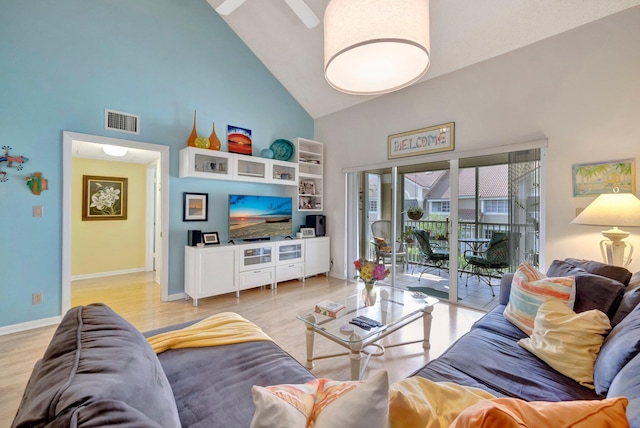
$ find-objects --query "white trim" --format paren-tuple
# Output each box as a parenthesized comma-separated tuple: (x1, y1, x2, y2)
(145, 165, 156, 272)
(0, 316, 61, 336)
(71, 267, 146, 281)
(342, 138, 548, 174)
(62, 131, 171, 320)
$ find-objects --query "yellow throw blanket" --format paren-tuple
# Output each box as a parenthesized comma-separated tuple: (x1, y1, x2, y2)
(147, 312, 273, 354)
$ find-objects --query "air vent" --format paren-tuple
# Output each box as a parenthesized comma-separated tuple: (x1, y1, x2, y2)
(105, 109, 140, 135)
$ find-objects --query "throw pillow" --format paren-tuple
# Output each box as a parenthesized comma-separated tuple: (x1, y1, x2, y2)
(593, 302, 640, 396)
(388, 377, 495, 428)
(504, 262, 576, 335)
(450, 397, 629, 428)
(250, 370, 388, 428)
(518, 300, 611, 389)
(563, 258, 632, 286)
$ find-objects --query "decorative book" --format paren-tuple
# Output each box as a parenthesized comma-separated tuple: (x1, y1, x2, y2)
(314, 300, 346, 318)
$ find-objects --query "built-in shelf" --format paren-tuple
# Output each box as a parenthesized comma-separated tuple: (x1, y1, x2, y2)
(296, 138, 323, 211)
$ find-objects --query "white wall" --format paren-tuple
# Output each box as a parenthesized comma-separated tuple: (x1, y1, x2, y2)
(316, 7, 640, 278)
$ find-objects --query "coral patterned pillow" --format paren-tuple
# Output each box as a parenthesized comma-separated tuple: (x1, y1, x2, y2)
(503, 262, 576, 335)
(250, 370, 388, 428)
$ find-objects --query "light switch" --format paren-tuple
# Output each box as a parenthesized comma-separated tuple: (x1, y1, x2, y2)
(33, 205, 43, 217)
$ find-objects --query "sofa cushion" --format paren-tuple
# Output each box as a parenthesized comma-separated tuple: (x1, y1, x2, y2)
(608, 352, 640, 427)
(388, 377, 495, 428)
(563, 257, 632, 286)
(612, 281, 640, 327)
(250, 370, 388, 428)
(51, 399, 163, 428)
(472, 305, 528, 342)
(594, 302, 640, 396)
(518, 300, 610, 389)
(504, 262, 576, 336)
(546, 260, 625, 319)
(450, 397, 629, 428)
(11, 304, 180, 428)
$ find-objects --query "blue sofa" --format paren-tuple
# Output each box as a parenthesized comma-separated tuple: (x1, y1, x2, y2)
(414, 258, 640, 426)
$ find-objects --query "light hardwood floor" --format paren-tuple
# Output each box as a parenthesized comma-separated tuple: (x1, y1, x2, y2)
(0, 272, 485, 426)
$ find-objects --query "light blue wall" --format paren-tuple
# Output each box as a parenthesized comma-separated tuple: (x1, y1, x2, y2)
(0, 0, 313, 327)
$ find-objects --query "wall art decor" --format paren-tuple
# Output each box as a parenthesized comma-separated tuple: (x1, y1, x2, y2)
(388, 122, 455, 159)
(572, 158, 635, 196)
(227, 125, 252, 155)
(26, 172, 48, 195)
(202, 231, 220, 245)
(0, 145, 29, 182)
(82, 175, 128, 221)
(183, 192, 208, 221)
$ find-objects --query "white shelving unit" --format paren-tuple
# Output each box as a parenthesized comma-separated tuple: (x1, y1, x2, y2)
(179, 147, 234, 180)
(296, 138, 323, 211)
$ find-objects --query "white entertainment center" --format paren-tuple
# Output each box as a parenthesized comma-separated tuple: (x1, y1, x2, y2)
(180, 137, 329, 306)
(184, 237, 330, 306)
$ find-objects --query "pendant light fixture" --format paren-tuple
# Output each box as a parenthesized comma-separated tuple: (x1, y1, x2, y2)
(324, 0, 430, 95)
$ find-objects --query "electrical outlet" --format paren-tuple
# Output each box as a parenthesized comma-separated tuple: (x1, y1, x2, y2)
(33, 205, 43, 217)
(32, 292, 43, 305)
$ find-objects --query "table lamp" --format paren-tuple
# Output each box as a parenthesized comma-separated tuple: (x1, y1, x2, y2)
(571, 192, 640, 267)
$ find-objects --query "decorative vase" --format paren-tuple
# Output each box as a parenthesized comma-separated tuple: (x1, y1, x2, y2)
(362, 282, 377, 307)
(208, 121, 221, 151)
(187, 110, 197, 147)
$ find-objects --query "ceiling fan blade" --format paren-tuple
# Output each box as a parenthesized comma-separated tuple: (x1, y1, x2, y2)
(283, 0, 320, 29)
(215, 0, 247, 15)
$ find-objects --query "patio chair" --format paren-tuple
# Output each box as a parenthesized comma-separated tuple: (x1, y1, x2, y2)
(370, 220, 407, 269)
(413, 229, 449, 280)
(463, 231, 510, 296)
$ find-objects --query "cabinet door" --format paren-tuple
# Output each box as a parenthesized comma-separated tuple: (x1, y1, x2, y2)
(276, 240, 304, 265)
(304, 237, 330, 277)
(238, 268, 275, 290)
(276, 262, 304, 283)
(199, 250, 236, 296)
(239, 243, 275, 271)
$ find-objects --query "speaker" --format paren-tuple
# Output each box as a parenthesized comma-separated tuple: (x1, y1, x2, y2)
(305, 215, 326, 237)
(188, 230, 202, 246)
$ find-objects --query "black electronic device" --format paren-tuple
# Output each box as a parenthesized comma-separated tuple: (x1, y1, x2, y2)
(305, 215, 326, 237)
(188, 230, 203, 246)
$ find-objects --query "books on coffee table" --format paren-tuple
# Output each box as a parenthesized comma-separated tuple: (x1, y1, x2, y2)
(314, 300, 346, 318)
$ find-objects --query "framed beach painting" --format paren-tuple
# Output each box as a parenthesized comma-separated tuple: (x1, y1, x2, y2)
(572, 158, 635, 196)
(227, 125, 252, 156)
(82, 175, 128, 221)
(183, 192, 208, 221)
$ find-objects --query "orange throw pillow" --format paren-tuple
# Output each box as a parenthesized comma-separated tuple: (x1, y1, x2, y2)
(450, 397, 629, 428)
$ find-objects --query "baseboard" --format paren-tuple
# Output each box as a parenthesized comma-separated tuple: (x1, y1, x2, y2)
(0, 315, 61, 336)
(72, 267, 146, 281)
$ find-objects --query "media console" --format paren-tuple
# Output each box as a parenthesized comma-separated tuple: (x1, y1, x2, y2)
(184, 236, 330, 306)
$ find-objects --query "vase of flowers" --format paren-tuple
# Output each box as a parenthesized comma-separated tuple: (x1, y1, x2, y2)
(353, 259, 390, 306)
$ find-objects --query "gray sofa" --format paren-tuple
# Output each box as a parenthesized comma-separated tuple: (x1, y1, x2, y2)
(12, 258, 640, 427)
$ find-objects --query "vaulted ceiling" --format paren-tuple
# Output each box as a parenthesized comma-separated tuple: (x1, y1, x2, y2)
(207, 0, 640, 119)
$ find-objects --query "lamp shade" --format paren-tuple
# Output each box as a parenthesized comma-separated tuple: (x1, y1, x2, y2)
(324, 0, 430, 95)
(571, 193, 640, 227)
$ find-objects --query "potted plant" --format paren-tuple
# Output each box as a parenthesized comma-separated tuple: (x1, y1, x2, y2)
(407, 206, 424, 221)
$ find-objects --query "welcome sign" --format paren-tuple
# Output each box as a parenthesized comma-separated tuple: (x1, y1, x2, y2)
(388, 122, 455, 159)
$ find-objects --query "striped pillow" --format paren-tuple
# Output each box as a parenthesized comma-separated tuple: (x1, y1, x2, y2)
(504, 262, 576, 336)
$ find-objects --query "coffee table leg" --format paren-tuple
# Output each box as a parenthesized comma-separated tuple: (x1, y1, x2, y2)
(349, 334, 363, 380)
(423, 305, 433, 349)
(304, 315, 316, 370)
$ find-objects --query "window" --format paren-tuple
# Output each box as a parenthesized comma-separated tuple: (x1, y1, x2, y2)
(482, 199, 508, 214)
(430, 200, 450, 213)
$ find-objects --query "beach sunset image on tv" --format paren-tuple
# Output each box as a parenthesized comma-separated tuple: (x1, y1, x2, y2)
(229, 195, 292, 240)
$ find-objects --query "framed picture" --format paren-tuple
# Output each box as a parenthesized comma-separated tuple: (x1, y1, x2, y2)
(300, 179, 316, 195)
(300, 227, 315, 238)
(202, 232, 220, 245)
(82, 175, 128, 221)
(572, 158, 635, 197)
(183, 192, 208, 221)
(388, 122, 455, 159)
(227, 125, 252, 156)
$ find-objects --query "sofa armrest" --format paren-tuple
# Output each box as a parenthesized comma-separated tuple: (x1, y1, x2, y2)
(499, 273, 514, 305)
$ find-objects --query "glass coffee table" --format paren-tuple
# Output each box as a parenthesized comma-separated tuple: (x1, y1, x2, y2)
(296, 285, 438, 380)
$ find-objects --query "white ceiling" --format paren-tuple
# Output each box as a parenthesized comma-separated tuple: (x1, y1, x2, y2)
(72, 140, 161, 164)
(207, 0, 640, 119)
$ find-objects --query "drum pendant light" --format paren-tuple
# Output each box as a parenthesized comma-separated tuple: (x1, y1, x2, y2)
(324, 0, 430, 95)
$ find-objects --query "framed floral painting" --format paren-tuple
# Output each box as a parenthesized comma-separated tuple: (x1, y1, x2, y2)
(82, 175, 128, 221)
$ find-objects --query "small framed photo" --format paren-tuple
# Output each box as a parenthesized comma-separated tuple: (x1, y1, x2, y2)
(300, 179, 316, 195)
(202, 232, 220, 245)
(183, 192, 208, 221)
(300, 227, 315, 238)
(82, 175, 128, 221)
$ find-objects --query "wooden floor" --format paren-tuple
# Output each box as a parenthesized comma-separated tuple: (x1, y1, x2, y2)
(0, 272, 485, 426)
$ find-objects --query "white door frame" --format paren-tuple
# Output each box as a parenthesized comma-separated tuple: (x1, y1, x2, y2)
(61, 131, 170, 314)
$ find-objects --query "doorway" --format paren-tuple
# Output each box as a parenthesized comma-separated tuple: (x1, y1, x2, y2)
(61, 131, 170, 314)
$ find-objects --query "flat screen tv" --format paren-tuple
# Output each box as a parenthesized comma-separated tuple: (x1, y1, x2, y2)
(229, 194, 293, 241)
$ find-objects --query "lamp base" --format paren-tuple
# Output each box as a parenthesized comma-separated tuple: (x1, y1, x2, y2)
(600, 228, 634, 267)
